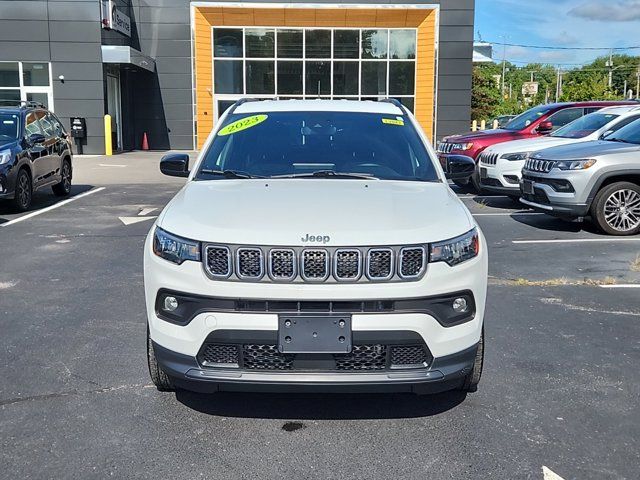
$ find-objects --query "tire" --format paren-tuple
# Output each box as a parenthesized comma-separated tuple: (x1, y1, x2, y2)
(52, 159, 72, 197)
(460, 329, 484, 393)
(12, 168, 32, 212)
(147, 327, 175, 391)
(590, 181, 640, 236)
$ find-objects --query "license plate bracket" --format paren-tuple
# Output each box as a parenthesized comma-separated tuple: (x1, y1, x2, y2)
(479, 167, 488, 179)
(278, 314, 352, 354)
(523, 179, 534, 195)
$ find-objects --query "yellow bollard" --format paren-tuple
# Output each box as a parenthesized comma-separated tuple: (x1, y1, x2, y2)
(472, 120, 478, 132)
(493, 120, 499, 129)
(104, 114, 112, 156)
(480, 119, 486, 130)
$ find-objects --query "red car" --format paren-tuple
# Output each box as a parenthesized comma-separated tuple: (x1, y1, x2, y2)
(438, 101, 637, 190)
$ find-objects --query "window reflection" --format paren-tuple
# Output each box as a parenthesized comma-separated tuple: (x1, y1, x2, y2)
(306, 61, 331, 96)
(389, 30, 416, 59)
(245, 29, 275, 58)
(214, 29, 243, 58)
(214, 60, 243, 93)
(361, 62, 387, 95)
(361, 30, 388, 59)
(305, 30, 331, 58)
(277, 30, 303, 58)
(246, 61, 275, 94)
(278, 61, 303, 94)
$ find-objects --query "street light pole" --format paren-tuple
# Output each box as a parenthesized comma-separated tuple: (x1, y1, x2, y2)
(500, 36, 507, 96)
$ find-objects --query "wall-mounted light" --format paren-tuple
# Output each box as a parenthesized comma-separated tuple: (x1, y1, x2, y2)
(58, 75, 65, 83)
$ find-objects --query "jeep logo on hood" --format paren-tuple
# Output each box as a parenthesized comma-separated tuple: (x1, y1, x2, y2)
(301, 233, 330, 244)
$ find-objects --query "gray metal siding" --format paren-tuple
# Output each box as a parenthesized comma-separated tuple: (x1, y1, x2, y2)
(0, 0, 106, 154)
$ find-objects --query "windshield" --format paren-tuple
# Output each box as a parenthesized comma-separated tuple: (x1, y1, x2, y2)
(551, 112, 619, 139)
(503, 105, 553, 131)
(603, 116, 640, 145)
(0, 112, 20, 145)
(197, 111, 440, 182)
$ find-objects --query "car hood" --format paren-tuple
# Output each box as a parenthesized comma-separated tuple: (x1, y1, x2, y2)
(444, 128, 529, 145)
(0, 139, 18, 150)
(532, 140, 640, 160)
(158, 179, 474, 246)
(484, 136, 577, 154)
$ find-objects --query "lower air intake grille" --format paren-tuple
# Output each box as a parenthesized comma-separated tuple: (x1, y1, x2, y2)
(302, 249, 328, 280)
(335, 249, 361, 280)
(237, 248, 263, 279)
(400, 247, 425, 278)
(334, 345, 387, 371)
(367, 249, 393, 279)
(199, 344, 239, 365)
(390, 345, 430, 367)
(269, 249, 295, 280)
(242, 344, 294, 370)
(206, 246, 231, 277)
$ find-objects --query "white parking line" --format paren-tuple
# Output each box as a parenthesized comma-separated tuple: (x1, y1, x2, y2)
(0, 187, 105, 228)
(513, 238, 640, 244)
(473, 212, 544, 217)
(599, 284, 640, 289)
(458, 195, 510, 199)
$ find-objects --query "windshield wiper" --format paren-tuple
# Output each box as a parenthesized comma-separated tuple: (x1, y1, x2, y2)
(272, 170, 379, 180)
(604, 138, 629, 144)
(199, 169, 260, 179)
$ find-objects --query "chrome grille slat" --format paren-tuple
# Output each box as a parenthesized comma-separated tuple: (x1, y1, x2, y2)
(437, 142, 454, 154)
(334, 249, 362, 281)
(524, 158, 555, 173)
(479, 152, 499, 165)
(301, 249, 329, 281)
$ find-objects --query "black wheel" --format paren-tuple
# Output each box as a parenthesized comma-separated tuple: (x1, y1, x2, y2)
(12, 168, 32, 212)
(590, 181, 640, 236)
(147, 327, 175, 391)
(460, 329, 484, 393)
(52, 159, 72, 197)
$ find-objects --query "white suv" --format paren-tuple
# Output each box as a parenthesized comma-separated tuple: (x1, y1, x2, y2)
(144, 99, 487, 396)
(478, 106, 640, 196)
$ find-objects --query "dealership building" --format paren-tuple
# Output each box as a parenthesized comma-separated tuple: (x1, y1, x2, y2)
(0, 0, 474, 154)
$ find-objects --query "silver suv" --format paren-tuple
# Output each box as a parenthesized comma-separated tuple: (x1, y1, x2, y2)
(520, 118, 640, 236)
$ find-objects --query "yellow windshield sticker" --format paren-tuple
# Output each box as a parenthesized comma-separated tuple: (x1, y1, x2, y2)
(218, 114, 268, 136)
(382, 118, 404, 126)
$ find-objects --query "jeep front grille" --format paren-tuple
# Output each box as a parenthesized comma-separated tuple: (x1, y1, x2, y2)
(202, 244, 428, 283)
(399, 247, 426, 278)
(437, 142, 455, 153)
(302, 249, 329, 281)
(524, 158, 555, 173)
(479, 151, 499, 165)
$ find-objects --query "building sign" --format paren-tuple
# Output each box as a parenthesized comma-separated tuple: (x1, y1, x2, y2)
(522, 82, 539, 96)
(101, 0, 131, 38)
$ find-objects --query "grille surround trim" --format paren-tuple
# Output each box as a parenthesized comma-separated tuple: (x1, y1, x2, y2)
(301, 248, 330, 282)
(235, 247, 264, 280)
(204, 245, 232, 279)
(398, 246, 427, 279)
(267, 248, 297, 282)
(333, 248, 362, 282)
(365, 248, 394, 281)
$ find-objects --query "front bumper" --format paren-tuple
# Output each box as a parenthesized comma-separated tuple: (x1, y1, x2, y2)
(520, 173, 588, 218)
(154, 339, 477, 393)
(478, 161, 522, 194)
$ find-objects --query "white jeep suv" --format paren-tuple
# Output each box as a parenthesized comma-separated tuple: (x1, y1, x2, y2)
(479, 106, 640, 197)
(144, 99, 487, 395)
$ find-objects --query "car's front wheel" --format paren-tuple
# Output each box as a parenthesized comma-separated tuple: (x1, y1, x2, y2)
(147, 327, 175, 391)
(12, 168, 32, 212)
(591, 181, 640, 236)
(460, 329, 484, 393)
(52, 159, 72, 197)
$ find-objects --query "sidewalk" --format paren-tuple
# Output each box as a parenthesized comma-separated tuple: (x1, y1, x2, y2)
(73, 151, 197, 185)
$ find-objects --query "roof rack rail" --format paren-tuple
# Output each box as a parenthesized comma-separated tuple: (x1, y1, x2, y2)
(0, 100, 46, 109)
(226, 97, 262, 116)
(379, 98, 407, 115)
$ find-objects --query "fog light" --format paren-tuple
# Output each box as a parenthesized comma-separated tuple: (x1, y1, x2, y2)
(452, 297, 468, 313)
(163, 296, 179, 312)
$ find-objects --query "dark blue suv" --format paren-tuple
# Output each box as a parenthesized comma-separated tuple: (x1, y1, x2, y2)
(0, 102, 73, 211)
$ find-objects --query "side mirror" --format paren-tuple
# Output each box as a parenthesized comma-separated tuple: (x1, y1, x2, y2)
(160, 153, 190, 178)
(444, 155, 476, 180)
(28, 133, 46, 145)
(600, 129, 614, 140)
(536, 121, 553, 134)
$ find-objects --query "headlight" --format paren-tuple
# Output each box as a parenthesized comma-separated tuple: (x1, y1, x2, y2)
(501, 152, 530, 161)
(555, 159, 597, 170)
(152, 227, 201, 265)
(452, 142, 474, 151)
(0, 149, 12, 165)
(430, 228, 480, 266)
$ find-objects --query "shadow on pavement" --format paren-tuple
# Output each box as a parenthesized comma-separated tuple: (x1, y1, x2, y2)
(0, 184, 94, 224)
(176, 389, 467, 420)
(512, 213, 602, 234)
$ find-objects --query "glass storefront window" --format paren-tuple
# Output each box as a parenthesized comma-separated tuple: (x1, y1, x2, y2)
(333, 30, 359, 59)
(389, 30, 416, 59)
(214, 29, 243, 58)
(277, 61, 303, 95)
(333, 62, 358, 95)
(246, 60, 275, 94)
(214, 60, 243, 93)
(22, 63, 50, 86)
(389, 62, 415, 95)
(277, 30, 303, 58)
(0, 89, 20, 102)
(26, 92, 49, 108)
(305, 30, 331, 58)
(361, 30, 388, 59)
(245, 29, 274, 58)
(305, 61, 331, 96)
(0, 62, 19, 87)
(361, 61, 387, 95)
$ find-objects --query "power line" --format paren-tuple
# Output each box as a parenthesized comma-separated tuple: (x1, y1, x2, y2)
(485, 40, 640, 51)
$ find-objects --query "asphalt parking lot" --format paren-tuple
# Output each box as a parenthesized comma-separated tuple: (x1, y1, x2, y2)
(1, 153, 639, 479)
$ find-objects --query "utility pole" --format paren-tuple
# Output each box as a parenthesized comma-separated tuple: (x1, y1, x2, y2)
(636, 66, 640, 100)
(555, 67, 563, 102)
(500, 36, 507, 96)
(606, 50, 614, 89)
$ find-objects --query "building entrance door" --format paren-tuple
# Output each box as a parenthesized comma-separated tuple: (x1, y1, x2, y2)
(106, 72, 122, 151)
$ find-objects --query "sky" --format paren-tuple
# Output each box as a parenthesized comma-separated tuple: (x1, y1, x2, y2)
(475, 0, 640, 66)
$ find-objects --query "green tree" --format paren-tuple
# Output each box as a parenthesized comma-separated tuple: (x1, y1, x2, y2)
(471, 65, 501, 120)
